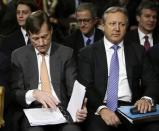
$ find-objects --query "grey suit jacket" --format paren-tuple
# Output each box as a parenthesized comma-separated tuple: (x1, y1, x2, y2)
(11, 42, 77, 109)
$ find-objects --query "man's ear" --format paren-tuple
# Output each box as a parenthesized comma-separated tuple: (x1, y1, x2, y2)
(50, 27, 53, 35)
(136, 15, 140, 22)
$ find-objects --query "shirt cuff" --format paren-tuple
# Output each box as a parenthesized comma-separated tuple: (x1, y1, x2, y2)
(95, 105, 108, 115)
(25, 90, 36, 105)
(141, 96, 154, 106)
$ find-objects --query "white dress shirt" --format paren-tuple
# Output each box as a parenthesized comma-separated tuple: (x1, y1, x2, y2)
(138, 28, 153, 47)
(82, 29, 95, 46)
(21, 27, 29, 45)
(25, 46, 59, 105)
(103, 37, 132, 102)
(95, 37, 132, 114)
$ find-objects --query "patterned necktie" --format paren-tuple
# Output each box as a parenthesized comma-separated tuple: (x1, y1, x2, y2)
(144, 35, 150, 51)
(86, 38, 91, 46)
(40, 54, 51, 93)
(106, 45, 120, 111)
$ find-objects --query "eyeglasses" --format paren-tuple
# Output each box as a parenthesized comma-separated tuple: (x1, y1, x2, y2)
(57, 104, 73, 123)
(76, 18, 93, 24)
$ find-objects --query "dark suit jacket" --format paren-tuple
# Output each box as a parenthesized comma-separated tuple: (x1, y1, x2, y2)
(125, 29, 159, 46)
(0, 51, 10, 87)
(0, 51, 11, 109)
(54, 0, 76, 19)
(147, 44, 159, 82)
(0, 27, 26, 56)
(64, 28, 103, 57)
(77, 39, 159, 115)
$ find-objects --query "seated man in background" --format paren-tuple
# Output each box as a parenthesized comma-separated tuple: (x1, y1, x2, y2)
(0, 0, 38, 56)
(64, 2, 103, 61)
(125, 0, 159, 51)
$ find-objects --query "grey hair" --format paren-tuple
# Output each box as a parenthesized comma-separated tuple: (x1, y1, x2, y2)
(76, 2, 97, 18)
(102, 6, 129, 26)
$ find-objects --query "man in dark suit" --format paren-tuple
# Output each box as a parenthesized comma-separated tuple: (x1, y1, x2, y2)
(0, 2, 38, 131)
(0, 0, 38, 56)
(10, 10, 87, 131)
(78, 6, 159, 131)
(125, 0, 159, 49)
(146, 44, 159, 83)
(64, 2, 103, 59)
(0, 51, 11, 131)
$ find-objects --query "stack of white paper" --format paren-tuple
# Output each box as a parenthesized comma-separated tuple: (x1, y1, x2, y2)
(24, 108, 67, 126)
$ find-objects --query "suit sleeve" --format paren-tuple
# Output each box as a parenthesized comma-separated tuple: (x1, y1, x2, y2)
(142, 51, 159, 103)
(64, 48, 77, 97)
(78, 47, 104, 113)
(11, 51, 28, 107)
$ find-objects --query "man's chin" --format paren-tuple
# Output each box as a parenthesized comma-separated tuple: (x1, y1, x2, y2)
(82, 32, 91, 37)
(18, 22, 25, 27)
(38, 49, 46, 54)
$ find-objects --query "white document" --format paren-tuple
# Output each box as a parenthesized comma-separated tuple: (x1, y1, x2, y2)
(23, 80, 86, 126)
(67, 80, 86, 122)
(23, 108, 67, 126)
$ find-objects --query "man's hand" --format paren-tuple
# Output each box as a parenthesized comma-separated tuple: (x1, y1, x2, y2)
(33, 89, 59, 109)
(100, 108, 121, 127)
(76, 98, 88, 122)
(134, 98, 152, 113)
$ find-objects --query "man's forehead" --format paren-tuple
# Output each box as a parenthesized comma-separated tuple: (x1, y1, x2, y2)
(30, 32, 49, 37)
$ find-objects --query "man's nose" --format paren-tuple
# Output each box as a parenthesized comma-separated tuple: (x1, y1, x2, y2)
(39, 38, 44, 45)
(18, 12, 23, 17)
(114, 23, 120, 30)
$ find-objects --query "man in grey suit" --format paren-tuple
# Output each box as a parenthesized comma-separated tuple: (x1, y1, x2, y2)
(11, 10, 87, 131)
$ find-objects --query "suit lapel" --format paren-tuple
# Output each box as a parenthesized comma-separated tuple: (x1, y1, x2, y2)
(76, 31, 85, 50)
(124, 41, 137, 89)
(94, 28, 103, 42)
(15, 28, 27, 47)
(50, 43, 61, 98)
(95, 40, 108, 95)
(152, 31, 159, 45)
(97, 40, 108, 77)
(26, 46, 39, 89)
(126, 29, 140, 45)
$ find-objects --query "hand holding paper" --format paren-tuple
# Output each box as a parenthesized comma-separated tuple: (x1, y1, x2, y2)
(67, 80, 86, 122)
(76, 98, 88, 122)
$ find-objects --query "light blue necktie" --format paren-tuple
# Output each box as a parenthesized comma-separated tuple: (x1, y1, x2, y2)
(106, 45, 120, 111)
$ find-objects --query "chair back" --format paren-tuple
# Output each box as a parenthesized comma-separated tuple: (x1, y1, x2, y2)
(0, 86, 4, 128)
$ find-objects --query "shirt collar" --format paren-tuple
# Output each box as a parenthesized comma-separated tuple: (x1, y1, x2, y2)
(103, 36, 123, 50)
(82, 29, 95, 45)
(138, 28, 152, 40)
(21, 27, 27, 37)
(35, 44, 51, 56)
